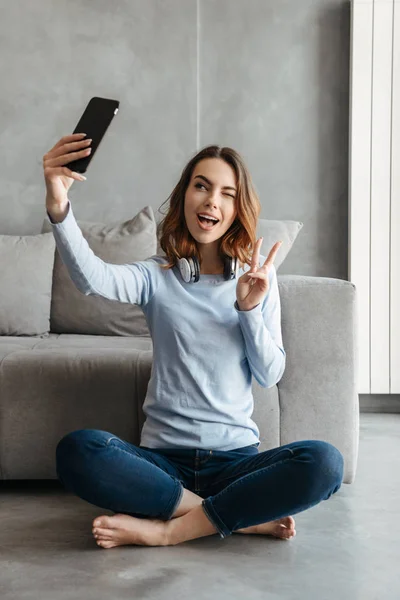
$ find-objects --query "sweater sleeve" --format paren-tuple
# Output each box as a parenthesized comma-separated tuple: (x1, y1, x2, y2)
(47, 201, 159, 306)
(234, 263, 286, 388)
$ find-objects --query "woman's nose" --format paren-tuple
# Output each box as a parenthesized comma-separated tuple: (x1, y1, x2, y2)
(206, 191, 219, 205)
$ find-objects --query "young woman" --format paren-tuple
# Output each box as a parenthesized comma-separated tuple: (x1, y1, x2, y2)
(42, 133, 344, 548)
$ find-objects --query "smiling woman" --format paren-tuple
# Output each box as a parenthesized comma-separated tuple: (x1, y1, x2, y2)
(156, 145, 261, 275)
(45, 131, 344, 550)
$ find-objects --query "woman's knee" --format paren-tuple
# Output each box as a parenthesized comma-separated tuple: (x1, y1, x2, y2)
(311, 440, 344, 488)
(55, 429, 113, 474)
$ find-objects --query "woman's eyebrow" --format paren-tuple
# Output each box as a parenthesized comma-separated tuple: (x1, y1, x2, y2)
(194, 174, 237, 192)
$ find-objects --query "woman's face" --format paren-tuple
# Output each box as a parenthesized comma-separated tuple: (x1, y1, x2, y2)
(184, 158, 238, 244)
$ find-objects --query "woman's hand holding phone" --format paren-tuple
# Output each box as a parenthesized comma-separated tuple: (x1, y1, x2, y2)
(43, 133, 92, 222)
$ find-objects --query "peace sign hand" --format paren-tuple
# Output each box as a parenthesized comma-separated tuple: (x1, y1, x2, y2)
(236, 238, 282, 311)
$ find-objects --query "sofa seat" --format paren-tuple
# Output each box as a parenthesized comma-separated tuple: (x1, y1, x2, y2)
(0, 334, 153, 479)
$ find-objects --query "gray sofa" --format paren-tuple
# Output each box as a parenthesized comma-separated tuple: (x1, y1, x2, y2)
(0, 206, 359, 482)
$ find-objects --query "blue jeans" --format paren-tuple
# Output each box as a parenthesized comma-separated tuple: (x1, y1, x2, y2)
(56, 429, 344, 539)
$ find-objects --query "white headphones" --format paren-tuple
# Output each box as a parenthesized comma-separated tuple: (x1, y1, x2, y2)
(177, 255, 239, 283)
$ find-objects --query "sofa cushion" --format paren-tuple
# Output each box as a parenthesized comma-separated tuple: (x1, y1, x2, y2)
(0, 232, 55, 336)
(256, 219, 303, 271)
(42, 206, 157, 336)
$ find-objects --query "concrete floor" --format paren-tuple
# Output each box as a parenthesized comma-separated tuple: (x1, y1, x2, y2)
(1, 412, 399, 600)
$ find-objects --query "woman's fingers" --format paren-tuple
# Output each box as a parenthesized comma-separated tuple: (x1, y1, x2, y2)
(55, 138, 91, 156)
(43, 164, 82, 179)
(51, 133, 87, 151)
(44, 134, 91, 165)
(262, 241, 282, 269)
(44, 145, 91, 168)
(46, 148, 91, 167)
(251, 238, 263, 272)
(63, 168, 87, 181)
(47, 138, 91, 160)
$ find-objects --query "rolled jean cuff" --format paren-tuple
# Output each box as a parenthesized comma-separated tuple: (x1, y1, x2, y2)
(202, 498, 231, 539)
(164, 480, 184, 521)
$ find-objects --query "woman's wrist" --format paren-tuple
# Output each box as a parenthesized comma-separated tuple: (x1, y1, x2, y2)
(46, 199, 70, 223)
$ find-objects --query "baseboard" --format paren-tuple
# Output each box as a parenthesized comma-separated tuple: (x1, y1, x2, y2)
(359, 394, 400, 413)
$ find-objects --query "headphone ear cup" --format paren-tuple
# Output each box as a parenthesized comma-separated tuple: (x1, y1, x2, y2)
(177, 256, 200, 283)
(190, 256, 200, 282)
(177, 257, 192, 283)
(232, 256, 238, 279)
(223, 256, 238, 280)
(223, 256, 231, 281)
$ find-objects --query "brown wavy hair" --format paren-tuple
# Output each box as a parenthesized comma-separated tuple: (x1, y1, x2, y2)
(157, 145, 261, 271)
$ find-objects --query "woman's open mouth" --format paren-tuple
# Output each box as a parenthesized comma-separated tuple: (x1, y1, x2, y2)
(197, 214, 219, 230)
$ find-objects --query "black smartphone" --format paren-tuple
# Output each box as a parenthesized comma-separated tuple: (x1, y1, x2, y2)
(67, 96, 120, 174)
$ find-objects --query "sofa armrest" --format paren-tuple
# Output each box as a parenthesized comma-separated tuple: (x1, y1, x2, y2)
(276, 274, 359, 484)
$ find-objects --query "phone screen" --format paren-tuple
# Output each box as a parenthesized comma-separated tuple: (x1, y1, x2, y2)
(67, 96, 120, 173)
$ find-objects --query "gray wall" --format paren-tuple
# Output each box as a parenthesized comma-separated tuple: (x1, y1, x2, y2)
(0, 0, 350, 279)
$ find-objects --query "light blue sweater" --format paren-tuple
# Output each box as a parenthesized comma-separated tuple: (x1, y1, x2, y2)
(47, 202, 286, 451)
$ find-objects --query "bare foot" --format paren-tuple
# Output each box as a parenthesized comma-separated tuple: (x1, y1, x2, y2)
(235, 516, 296, 540)
(92, 513, 168, 549)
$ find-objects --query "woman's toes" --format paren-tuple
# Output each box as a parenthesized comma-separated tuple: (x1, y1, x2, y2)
(281, 516, 295, 529)
(97, 539, 117, 549)
(273, 523, 296, 540)
(287, 516, 295, 529)
(282, 526, 296, 539)
(92, 526, 112, 538)
(93, 515, 114, 529)
(288, 530, 296, 539)
(94, 534, 113, 542)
